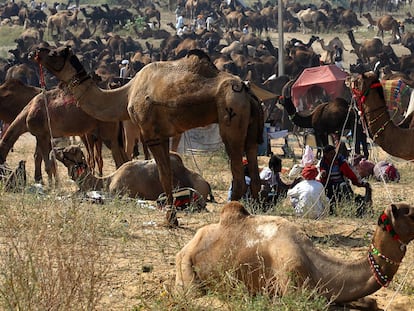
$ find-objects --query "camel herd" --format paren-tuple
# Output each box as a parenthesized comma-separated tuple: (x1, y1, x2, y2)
(1, 0, 414, 308)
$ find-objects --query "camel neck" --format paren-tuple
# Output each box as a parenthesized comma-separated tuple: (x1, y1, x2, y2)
(75, 170, 107, 192)
(70, 79, 131, 122)
(304, 222, 405, 303)
(359, 82, 414, 160)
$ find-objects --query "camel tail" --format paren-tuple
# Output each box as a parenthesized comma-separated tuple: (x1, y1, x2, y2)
(247, 86, 264, 145)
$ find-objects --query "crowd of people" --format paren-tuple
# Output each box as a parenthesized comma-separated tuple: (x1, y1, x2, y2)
(227, 139, 400, 220)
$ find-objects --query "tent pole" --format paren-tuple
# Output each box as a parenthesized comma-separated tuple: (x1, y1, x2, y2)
(278, 0, 284, 76)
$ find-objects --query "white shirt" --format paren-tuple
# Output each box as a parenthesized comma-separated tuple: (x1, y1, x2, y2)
(287, 180, 328, 219)
(176, 15, 184, 29)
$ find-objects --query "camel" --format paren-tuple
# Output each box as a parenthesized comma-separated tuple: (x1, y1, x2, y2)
(346, 29, 384, 63)
(351, 72, 414, 160)
(376, 14, 401, 42)
(294, 8, 328, 34)
(54, 145, 213, 206)
(0, 79, 110, 181)
(278, 81, 366, 158)
(317, 37, 347, 64)
(31, 47, 264, 226)
(47, 9, 78, 40)
(176, 201, 414, 308)
(0, 87, 129, 185)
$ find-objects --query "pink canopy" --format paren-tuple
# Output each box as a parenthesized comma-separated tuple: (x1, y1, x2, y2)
(292, 65, 349, 110)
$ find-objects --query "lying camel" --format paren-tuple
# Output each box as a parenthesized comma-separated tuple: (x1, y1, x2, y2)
(31, 47, 264, 226)
(54, 145, 213, 204)
(176, 201, 414, 308)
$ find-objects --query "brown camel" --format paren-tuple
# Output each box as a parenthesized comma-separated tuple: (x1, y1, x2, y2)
(0, 87, 128, 185)
(176, 201, 414, 308)
(31, 47, 264, 225)
(376, 14, 401, 42)
(352, 72, 414, 160)
(54, 145, 212, 205)
(278, 81, 365, 158)
(346, 30, 384, 63)
(0, 79, 108, 181)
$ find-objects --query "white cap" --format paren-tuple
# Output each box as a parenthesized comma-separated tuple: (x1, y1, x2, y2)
(121, 59, 129, 65)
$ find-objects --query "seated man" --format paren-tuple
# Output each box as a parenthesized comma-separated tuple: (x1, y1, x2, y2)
(287, 165, 328, 219)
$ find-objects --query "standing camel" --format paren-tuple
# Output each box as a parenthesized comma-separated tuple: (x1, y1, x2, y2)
(0, 79, 114, 181)
(0, 87, 129, 185)
(31, 47, 264, 226)
(278, 81, 366, 158)
(352, 72, 414, 160)
(176, 201, 414, 309)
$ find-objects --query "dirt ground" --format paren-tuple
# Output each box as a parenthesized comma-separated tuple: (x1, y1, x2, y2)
(2, 7, 414, 310)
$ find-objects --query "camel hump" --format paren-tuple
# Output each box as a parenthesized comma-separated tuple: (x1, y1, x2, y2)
(186, 49, 211, 62)
(219, 201, 250, 226)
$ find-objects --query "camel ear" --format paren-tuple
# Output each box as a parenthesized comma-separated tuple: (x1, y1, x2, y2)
(391, 204, 399, 219)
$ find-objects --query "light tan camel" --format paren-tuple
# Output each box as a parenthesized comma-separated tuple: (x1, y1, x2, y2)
(351, 72, 414, 160)
(0, 87, 128, 185)
(55, 145, 213, 205)
(47, 9, 78, 40)
(31, 47, 264, 225)
(316, 37, 347, 64)
(176, 201, 414, 308)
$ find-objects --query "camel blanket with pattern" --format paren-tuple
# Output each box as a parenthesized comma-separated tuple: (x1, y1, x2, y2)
(381, 79, 411, 111)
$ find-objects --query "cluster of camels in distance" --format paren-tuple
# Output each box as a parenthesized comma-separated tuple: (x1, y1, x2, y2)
(1, 0, 414, 308)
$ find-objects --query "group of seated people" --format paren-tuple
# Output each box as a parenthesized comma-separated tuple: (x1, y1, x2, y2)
(230, 143, 372, 219)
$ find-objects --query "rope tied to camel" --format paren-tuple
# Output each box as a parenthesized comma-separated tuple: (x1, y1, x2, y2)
(352, 81, 392, 141)
(34, 53, 58, 178)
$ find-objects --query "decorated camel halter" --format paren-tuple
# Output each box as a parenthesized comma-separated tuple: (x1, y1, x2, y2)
(368, 211, 406, 288)
(352, 79, 392, 141)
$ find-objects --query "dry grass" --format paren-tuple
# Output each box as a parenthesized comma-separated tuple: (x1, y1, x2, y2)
(0, 133, 413, 310)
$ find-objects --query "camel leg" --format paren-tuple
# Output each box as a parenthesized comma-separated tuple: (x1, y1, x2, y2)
(175, 246, 197, 289)
(94, 137, 103, 176)
(170, 134, 182, 152)
(147, 138, 178, 226)
(81, 134, 96, 174)
(221, 134, 246, 200)
(34, 142, 43, 183)
(37, 136, 57, 187)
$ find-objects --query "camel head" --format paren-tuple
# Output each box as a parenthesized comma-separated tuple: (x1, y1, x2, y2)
(379, 203, 414, 247)
(54, 145, 88, 181)
(29, 46, 90, 88)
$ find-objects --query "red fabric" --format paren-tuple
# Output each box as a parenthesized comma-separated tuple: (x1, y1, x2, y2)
(301, 165, 318, 180)
(291, 65, 349, 109)
(385, 164, 398, 181)
(340, 161, 362, 186)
